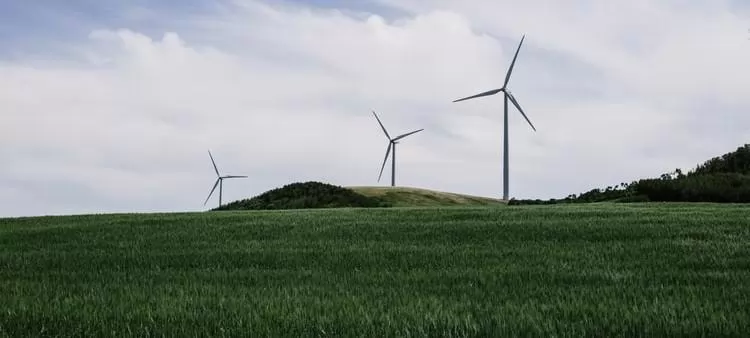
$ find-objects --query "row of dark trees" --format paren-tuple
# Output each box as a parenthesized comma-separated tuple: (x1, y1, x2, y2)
(510, 144, 750, 205)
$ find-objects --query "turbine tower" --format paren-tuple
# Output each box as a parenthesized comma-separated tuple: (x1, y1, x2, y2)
(204, 150, 247, 208)
(453, 35, 536, 201)
(372, 111, 424, 187)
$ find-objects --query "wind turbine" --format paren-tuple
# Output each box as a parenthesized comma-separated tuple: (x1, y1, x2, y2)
(453, 35, 536, 201)
(372, 111, 424, 187)
(204, 150, 247, 208)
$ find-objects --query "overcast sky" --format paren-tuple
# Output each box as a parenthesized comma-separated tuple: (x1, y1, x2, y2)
(1, 0, 749, 217)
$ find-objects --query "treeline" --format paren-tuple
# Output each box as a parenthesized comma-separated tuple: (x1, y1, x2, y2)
(510, 144, 750, 205)
(214, 181, 390, 211)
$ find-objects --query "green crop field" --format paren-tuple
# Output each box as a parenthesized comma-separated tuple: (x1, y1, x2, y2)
(1, 204, 749, 337)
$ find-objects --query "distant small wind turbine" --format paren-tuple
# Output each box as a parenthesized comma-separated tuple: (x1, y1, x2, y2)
(204, 150, 247, 208)
(372, 111, 424, 187)
(453, 35, 536, 201)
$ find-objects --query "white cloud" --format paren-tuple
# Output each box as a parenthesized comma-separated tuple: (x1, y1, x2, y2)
(1, 0, 750, 216)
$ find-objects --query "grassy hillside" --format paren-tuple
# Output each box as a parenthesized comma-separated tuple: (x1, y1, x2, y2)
(2, 204, 750, 336)
(350, 186, 504, 207)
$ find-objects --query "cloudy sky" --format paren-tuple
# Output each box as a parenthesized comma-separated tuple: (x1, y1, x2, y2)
(1, 0, 749, 217)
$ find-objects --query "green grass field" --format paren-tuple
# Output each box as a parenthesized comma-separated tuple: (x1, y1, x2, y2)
(350, 186, 505, 207)
(1, 204, 750, 336)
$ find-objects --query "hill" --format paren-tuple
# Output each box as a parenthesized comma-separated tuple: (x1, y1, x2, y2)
(350, 186, 505, 207)
(215, 181, 389, 211)
(217, 182, 504, 211)
(512, 144, 750, 204)
(692, 144, 750, 175)
(2, 204, 750, 336)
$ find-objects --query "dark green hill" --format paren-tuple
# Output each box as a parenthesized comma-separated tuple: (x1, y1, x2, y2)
(627, 144, 750, 203)
(512, 144, 750, 204)
(215, 182, 389, 211)
(692, 144, 750, 175)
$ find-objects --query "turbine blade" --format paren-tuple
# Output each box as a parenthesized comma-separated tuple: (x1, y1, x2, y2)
(507, 92, 536, 132)
(224, 175, 248, 179)
(393, 128, 424, 141)
(453, 89, 503, 103)
(504, 35, 526, 88)
(208, 150, 220, 177)
(372, 111, 391, 140)
(203, 178, 220, 206)
(377, 143, 392, 182)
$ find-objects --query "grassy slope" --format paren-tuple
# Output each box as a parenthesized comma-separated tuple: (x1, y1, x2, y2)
(1, 204, 750, 336)
(350, 186, 505, 207)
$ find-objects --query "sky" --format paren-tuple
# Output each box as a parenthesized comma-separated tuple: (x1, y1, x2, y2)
(1, 0, 750, 217)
